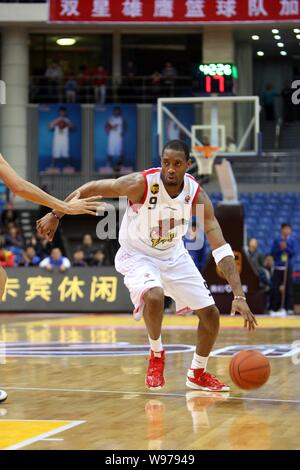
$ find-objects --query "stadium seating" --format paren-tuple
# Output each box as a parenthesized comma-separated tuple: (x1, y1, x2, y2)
(209, 192, 300, 274)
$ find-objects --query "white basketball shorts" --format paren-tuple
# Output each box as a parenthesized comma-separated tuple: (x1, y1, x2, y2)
(115, 247, 215, 320)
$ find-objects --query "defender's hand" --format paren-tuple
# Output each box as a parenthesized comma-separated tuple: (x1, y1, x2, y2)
(36, 213, 59, 242)
(230, 299, 258, 331)
(64, 191, 103, 216)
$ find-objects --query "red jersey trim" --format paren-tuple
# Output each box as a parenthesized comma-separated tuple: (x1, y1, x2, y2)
(143, 168, 161, 176)
(186, 173, 197, 182)
(140, 171, 149, 205)
(192, 184, 201, 206)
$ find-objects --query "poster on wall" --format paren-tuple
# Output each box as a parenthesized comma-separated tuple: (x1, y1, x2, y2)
(94, 104, 137, 173)
(38, 104, 82, 174)
(151, 104, 195, 167)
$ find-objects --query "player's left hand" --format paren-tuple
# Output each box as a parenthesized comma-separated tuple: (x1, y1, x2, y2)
(64, 191, 104, 216)
(230, 299, 258, 331)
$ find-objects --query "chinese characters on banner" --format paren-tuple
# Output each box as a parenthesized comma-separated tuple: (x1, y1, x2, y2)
(49, 0, 300, 22)
(0, 268, 132, 312)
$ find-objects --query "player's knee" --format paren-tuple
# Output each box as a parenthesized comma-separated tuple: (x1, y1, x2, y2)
(144, 287, 164, 312)
(195, 305, 220, 332)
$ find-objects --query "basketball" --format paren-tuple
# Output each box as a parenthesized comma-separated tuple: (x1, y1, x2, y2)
(229, 350, 271, 390)
(57, 119, 68, 130)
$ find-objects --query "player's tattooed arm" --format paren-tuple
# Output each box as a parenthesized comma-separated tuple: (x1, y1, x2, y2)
(51, 172, 145, 219)
(195, 187, 257, 330)
(197, 188, 243, 293)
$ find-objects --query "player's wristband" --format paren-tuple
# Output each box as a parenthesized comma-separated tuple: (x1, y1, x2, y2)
(234, 295, 246, 302)
(212, 243, 234, 265)
(51, 210, 61, 221)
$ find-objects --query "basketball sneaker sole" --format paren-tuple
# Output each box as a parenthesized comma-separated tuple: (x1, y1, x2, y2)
(186, 379, 230, 392)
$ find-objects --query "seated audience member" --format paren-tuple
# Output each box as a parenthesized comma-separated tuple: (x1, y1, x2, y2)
(80, 234, 96, 265)
(39, 247, 71, 272)
(4, 226, 24, 250)
(1, 202, 18, 226)
(72, 248, 87, 267)
(90, 249, 108, 267)
(0, 244, 15, 267)
(21, 246, 41, 267)
(30, 233, 53, 259)
(65, 75, 77, 103)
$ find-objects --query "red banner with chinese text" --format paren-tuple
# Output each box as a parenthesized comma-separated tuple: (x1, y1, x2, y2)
(48, 0, 300, 23)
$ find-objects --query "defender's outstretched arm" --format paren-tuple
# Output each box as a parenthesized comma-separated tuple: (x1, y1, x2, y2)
(0, 153, 101, 216)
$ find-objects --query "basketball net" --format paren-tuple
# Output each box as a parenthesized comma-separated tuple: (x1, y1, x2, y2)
(193, 145, 219, 175)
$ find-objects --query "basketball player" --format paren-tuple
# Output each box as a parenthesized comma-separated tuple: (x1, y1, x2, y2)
(0, 152, 101, 403)
(37, 140, 257, 392)
(48, 106, 74, 166)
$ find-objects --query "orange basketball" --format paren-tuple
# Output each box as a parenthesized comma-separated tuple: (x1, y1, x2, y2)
(229, 350, 271, 390)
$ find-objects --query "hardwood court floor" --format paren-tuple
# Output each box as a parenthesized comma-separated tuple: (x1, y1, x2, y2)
(0, 313, 300, 450)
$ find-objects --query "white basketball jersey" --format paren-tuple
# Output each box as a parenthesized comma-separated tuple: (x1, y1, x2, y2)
(119, 168, 200, 259)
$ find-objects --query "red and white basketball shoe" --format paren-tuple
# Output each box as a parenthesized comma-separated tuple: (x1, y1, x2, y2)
(146, 350, 165, 390)
(186, 368, 230, 392)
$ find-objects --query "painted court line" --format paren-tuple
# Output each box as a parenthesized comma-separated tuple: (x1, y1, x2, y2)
(4, 386, 300, 405)
(3, 420, 84, 450)
(41, 438, 64, 441)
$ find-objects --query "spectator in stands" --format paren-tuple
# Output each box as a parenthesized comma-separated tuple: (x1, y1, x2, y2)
(90, 248, 108, 267)
(281, 80, 294, 124)
(246, 238, 265, 271)
(65, 75, 77, 103)
(125, 60, 136, 81)
(261, 83, 277, 121)
(45, 61, 63, 101)
(39, 247, 71, 272)
(30, 233, 54, 259)
(72, 248, 87, 267)
(123, 60, 137, 102)
(258, 255, 274, 311)
(93, 65, 108, 105)
(1, 202, 18, 226)
(21, 246, 41, 267)
(162, 62, 177, 97)
(4, 226, 24, 250)
(270, 223, 297, 316)
(0, 244, 15, 267)
(80, 234, 96, 265)
(150, 71, 162, 100)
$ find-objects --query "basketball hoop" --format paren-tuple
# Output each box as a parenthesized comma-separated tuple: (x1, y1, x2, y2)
(192, 145, 219, 175)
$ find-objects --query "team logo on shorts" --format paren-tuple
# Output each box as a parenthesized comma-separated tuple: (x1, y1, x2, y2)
(151, 184, 159, 194)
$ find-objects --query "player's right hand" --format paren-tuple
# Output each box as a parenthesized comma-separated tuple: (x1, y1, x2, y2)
(36, 213, 59, 242)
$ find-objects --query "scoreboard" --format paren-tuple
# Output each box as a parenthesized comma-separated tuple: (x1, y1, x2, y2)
(198, 63, 238, 95)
